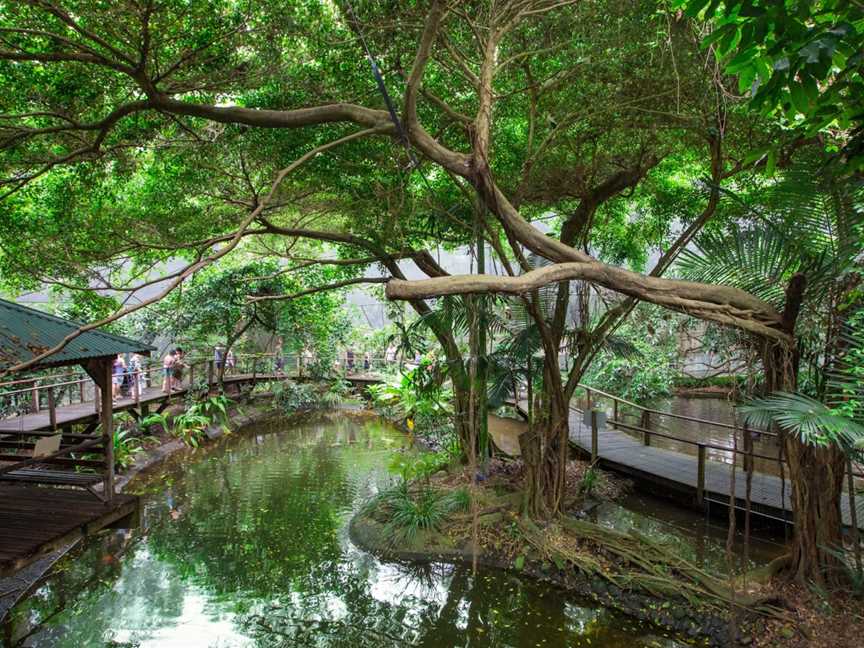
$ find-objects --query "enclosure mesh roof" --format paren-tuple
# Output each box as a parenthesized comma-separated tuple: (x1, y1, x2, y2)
(0, 298, 154, 372)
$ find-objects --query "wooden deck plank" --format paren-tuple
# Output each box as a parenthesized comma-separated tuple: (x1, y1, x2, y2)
(0, 485, 138, 576)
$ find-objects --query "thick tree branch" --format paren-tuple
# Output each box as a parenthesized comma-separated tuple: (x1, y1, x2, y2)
(386, 261, 787, 340)
(247, 277, 388, 302)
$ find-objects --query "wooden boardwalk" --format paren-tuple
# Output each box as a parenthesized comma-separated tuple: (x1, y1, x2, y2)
(0, 371, 383, 434)
(0, 486, 137, 576)
(509, 401, 862, 530)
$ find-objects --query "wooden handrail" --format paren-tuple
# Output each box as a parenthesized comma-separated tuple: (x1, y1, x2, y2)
(577, 383, 775, 437)
(0, 437, 104, 476)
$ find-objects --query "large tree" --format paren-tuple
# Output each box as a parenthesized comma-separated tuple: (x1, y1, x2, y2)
(0, 0, 840, 582)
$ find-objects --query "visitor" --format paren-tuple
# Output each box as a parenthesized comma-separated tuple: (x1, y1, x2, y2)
(128, 352, 143, 398)
(172, 348, 186, 390)
(301, 347, 313, 376)
(275, 337, 285, 374)
(385, 344, 396, 364)
(161, 349, 176, 393)
(346, 348, 355, 372)
(112, 355, 126, 401)
(214, 344, 225, 373)
(225, 349, 236, 374)
(363, 351, 370, 372)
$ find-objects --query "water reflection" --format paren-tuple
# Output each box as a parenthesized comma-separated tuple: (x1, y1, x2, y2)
(6, 416, 687, 647)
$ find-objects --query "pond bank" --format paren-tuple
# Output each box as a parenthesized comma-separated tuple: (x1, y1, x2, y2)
(349, 487, 752, 647)
(5, 413, 683, 647)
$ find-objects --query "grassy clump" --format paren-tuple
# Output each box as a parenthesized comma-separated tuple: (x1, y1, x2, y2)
(368, 483, 471, 544)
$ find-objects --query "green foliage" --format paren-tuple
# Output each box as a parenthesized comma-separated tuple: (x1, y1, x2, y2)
(387, 450, 452, 484)
(579, 465, 600, 498)
(370, 482, 469, 543)
(739, 392, 864, 449)
(171, 411, 211, 448)
(140, 412, 170, 436)
(319, 378, 352, 409)
(683, 0, 864, 168)
(272, 379, 318, 414)
(141, 394, 233, 448)
(581, 304, 679, 403)
(367, 364, 452, 427)
(112, 427, 154, 470)
(272, 377, 353, 414)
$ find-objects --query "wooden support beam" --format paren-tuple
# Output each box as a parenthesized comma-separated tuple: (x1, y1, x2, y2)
(590, 410, 598, 463)
(99, 358, 115, 501)
(47, 387, 57, 430)
(29, 380, 39, 414)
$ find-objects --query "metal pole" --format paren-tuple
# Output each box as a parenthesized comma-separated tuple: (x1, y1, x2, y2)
(697, 444, 706, 508)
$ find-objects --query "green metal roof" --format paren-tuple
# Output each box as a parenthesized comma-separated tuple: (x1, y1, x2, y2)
(0, 299, 154, 372)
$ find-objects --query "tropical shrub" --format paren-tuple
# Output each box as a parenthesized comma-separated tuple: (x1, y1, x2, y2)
(367, 364, 452, 427)
(272, 379, 318, 413)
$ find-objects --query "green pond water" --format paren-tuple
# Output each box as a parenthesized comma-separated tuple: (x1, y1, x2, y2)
(5, 415, 695, 647)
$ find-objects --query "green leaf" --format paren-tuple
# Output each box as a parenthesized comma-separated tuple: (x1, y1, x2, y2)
(790, 82, 811, 113)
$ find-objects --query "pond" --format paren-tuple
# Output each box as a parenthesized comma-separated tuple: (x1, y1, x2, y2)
(5, 415, 693, 647)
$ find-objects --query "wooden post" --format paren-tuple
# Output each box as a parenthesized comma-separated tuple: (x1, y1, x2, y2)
(100, 359, 114, 501)
(208, 360, 214, 387)
(697, 443, 706, 508)
(252, 358, 258, 387)
(590, 410, 598, 462)
(743, 424, 753, 474)
(585, 387, 591, 412)
(47, 387, 57, 430)
(79, 378, 86, 403)
(641, 410, 651, 446)
(134, 368, 140, 405)
(612, 399, 618, 429)
(29, 379, 39, 413)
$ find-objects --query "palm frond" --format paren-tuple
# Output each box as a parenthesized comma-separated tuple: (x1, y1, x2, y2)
(739, 392, 864, 449)
(825, 320, 864, 424)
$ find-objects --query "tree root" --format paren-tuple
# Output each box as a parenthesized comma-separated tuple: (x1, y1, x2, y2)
(516, 516, 789, 620)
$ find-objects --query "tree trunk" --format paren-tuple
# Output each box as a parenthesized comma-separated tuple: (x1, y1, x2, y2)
(452, 375, 485, 461)
(784, 438, 847, 585)
(519, 376, 569, 518)
(761, 274, 847, 585)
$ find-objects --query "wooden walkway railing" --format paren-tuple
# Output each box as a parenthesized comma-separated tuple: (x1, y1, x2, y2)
(568, 384, 863, 528)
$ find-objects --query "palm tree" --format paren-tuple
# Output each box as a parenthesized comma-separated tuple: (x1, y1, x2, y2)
(677, 157, 863, 584)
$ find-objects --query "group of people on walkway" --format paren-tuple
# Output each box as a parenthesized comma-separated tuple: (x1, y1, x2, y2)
(111, 352, 145, 402)
(108, 348, 190, 402)
(213, 345, 236, 374)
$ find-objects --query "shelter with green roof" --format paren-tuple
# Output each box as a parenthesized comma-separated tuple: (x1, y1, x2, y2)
(0, 299, 144, 576)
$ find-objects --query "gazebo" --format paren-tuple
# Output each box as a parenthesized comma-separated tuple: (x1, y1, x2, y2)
(0, 299, 148, 575)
